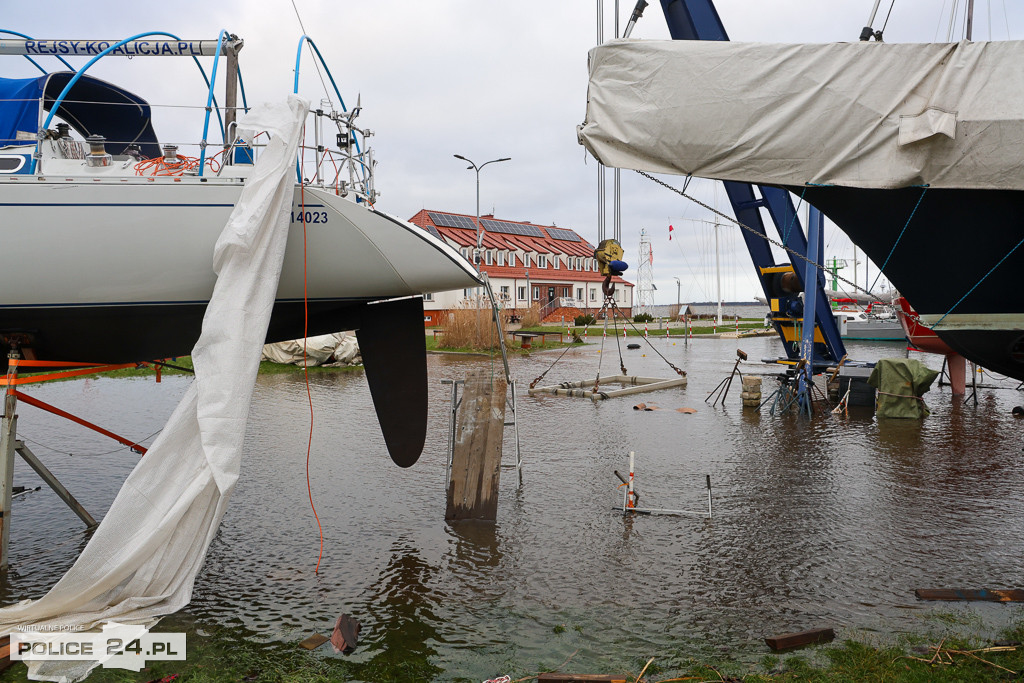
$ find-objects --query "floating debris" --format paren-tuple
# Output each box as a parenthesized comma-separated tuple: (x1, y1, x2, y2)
(914, 588, 1024, 602)
(331, 613, 361, 654)
(764, 627, 835, 650)
(298, 633, 329, 650)
(531, 375, 687, 401)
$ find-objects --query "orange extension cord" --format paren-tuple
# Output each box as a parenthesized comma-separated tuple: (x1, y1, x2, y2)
(299, 132, 325, 575)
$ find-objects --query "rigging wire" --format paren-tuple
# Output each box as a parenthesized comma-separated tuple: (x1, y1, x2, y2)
(290, 0, 334, 110)
(935, 0, 949, 41)
(18, 428, 163, 458)
(634, 169, 877, 299)
(880, 0, 896, 35)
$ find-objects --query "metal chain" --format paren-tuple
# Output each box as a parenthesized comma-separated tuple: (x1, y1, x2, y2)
(609, 300, 686, 377)
(635, 170, 877, 299)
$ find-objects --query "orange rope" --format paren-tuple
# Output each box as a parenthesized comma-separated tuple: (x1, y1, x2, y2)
(134, 153, 222, 176)
(299, 125, 324, 575)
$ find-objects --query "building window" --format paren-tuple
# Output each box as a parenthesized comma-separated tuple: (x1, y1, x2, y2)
(500, 285, 510, 300)
(577, 287, 583, 300)
(538, 254, 548, 268)
(563, 286, 571, 297)
(532, 286, 540, 300)
(518, 286, 526, 301)
(509, 252, 516, 267)
(584, 259, 590, 271)
(575, 257, 582, 270)
(485, 251, 493, 266)
(423, 292, 433, 302)
(497, 251, 505, 266)
(590, 288, 597, 301)
(464, 288, 473, 298)
(460, 247, 469, 260)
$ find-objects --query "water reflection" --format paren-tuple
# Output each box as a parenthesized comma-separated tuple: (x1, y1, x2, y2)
(356, 538, 443, 679)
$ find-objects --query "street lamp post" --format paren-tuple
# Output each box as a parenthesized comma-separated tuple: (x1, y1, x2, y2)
(453, 154, 511, 269)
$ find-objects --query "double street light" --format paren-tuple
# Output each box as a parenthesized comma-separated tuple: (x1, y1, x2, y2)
(453, 154, 511, 268)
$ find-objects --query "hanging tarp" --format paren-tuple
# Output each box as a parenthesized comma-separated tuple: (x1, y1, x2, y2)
(577, 39, 1024, 191)
(0, 94, 308, 683)
(867, 358, 939, 418)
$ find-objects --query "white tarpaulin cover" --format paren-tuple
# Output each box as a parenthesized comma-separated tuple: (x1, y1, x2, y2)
(0, 94, 309, 682)
(261, 332, 360, 367)
(577, 39, 1024, 190)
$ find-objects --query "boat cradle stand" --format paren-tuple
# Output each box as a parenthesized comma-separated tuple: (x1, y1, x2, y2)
(1, 351, 152, 570)
(529, 374, 687, 401)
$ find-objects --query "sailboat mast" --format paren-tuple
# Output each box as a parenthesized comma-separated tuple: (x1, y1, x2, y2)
(715, 217, 722, 326)
(966, 0, 975, 40)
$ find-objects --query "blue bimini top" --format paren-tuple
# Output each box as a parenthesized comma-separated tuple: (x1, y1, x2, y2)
(0, 72, 159, 157)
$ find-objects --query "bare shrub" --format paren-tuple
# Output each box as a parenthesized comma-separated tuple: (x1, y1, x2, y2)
(518, 303, 542, 328)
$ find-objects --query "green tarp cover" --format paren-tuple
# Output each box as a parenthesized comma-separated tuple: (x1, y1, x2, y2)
(867, 358, 940, 418)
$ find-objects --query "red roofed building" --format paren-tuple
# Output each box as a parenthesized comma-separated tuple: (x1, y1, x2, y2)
(408, 210, 634, 326)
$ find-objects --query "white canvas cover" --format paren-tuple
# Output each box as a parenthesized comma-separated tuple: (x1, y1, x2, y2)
(577, 39, 1024, 190)
(0, 94, 309, 682)
(261, 332, 360, 367)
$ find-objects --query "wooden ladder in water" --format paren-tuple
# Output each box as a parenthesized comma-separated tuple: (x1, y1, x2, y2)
(440, 274, 524, 520)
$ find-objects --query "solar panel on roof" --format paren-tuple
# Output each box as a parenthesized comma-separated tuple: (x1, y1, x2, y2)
(546, 227, 580, 241)
(428, 212, 477, 230)
(425, 225, 442, 240)
(480, 219, 546, 238)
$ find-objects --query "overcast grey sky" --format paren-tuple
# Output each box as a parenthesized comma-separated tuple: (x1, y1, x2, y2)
(6, 1, 1022, 304)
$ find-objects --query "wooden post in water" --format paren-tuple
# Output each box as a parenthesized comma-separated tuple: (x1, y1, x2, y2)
(445, 369, 507, 521)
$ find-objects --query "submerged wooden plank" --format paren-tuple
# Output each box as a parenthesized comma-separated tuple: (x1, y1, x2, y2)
(764, 627, 835, 650)
(446, 369, 507, 521)
(915, 589, 1024, 602)
(298, 633, 329, 650)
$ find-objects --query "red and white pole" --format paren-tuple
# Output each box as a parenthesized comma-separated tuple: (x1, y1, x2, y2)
(627, 451, 636, 509)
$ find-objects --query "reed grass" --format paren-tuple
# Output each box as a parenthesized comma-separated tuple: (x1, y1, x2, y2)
(437, 305, 509, 351)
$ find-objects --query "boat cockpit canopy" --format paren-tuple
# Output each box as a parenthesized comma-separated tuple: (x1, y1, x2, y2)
(0, 72, 159, 157)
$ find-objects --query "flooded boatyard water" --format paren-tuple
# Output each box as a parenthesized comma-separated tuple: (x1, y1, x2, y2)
(3, 335, 1024, 680)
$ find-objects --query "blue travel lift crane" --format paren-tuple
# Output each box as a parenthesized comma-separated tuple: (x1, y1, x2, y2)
(653, 0, 848, 411)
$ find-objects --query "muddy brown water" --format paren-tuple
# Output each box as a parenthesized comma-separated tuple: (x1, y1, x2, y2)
(2, 335, 1023, 679)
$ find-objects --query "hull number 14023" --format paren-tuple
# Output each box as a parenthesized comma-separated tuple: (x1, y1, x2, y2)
(292, 211, 329, 224)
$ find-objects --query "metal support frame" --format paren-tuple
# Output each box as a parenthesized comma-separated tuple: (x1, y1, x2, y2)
(615, 451, 712, 518)
(705, 351, 745, 407)
(798, 206, 825, 413)
(659, 0, 846, 369)
(1, 354, 97, 570)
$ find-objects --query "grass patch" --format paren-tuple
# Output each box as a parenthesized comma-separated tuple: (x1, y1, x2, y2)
(2, 620, 1021, 682)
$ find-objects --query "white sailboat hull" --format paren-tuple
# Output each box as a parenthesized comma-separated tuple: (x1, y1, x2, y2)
(0, 176, 479, 363)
